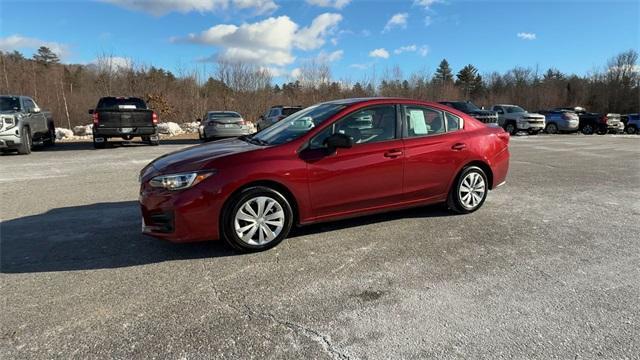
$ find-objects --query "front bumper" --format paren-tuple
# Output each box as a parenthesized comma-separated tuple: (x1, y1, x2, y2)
(139, 181, 224, 243)
(517, 120, 545, 130)
(0, 133, 20, 148)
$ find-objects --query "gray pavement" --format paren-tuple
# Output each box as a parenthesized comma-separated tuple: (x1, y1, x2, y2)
(1, 135, 639, 359)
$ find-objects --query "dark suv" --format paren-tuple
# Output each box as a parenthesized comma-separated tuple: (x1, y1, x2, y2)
(438, 101, 498, 124)
(256, 105, 302, 131)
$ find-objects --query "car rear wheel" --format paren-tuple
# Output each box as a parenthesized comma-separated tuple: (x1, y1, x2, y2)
(447, 166, 488, 214)
(223, 186, 293, 252)
(17, 127, 32, 155)
(581, 124, 594, 135)
(545, 123, 558, 134)
(626, 126, 637, 135)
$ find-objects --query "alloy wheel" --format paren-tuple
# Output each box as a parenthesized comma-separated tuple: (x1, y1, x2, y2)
(234, 196, 285, 246)
(458, 172, 486, 210)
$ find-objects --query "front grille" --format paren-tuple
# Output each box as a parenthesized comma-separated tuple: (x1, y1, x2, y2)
(474, 115, 498, 124)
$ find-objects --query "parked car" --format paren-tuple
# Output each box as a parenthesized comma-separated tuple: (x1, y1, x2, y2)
(622, 113, 639, 134)
(198, 111, 253, 141)
(537, 109, 580, 134)
(492, 104, 546, 135)
(89, 97, 159, 148)
(139, 98, 510, 252)
(0, 95, 55, 155)
(438, 100, 498, 124)
(554, 107, 623, 135)
(256, 105, 302, 130)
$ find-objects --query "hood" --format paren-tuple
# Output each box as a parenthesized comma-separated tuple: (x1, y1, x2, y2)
(522, 112, 545, 118)
(0, 110, 19, 115)
(146, 137, 261, 176)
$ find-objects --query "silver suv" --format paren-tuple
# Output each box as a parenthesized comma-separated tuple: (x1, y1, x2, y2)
(0, 95, 55, 155)
(256, 105, 302, 131)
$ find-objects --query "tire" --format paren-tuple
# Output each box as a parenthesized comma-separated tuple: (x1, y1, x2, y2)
(528, 129, 540, 135)
(43, 123, 56, 146)
(222, 186, 294, 252)
(596, 125, 607, 135)
(504, 122, 517, 136)
(93, 136, 106, 149)
(17, 127, 32, 155)
(625, 126, 637, 135)
(447, 166, 489, 214)
(545, 123, 558, 134)
(581, 124, 594, 135)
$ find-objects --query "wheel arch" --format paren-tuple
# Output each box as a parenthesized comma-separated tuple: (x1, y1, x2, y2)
(453, 160, 494, 191)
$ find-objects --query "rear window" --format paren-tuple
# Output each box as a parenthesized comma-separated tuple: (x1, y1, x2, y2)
(282, 107, 302, 116)
(209, 112, 240, 119)
(97, 97, 147, 110)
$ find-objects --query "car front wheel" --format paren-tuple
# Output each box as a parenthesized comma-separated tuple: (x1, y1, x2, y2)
(447, 166, 488, 214)
(223, 186, 293, 252)
(545, 123, 558, 134)
(504, 122, 517, 135)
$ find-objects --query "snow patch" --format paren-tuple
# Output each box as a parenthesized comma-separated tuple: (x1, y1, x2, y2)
(180, 121, 200, 133)
(55, 128, 74, 140)
(73, 124, 93, 136)
(157, 122, 184, 136)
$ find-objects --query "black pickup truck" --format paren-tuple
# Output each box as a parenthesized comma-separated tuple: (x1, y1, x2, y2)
(89, 97, 159, 148)
(438, 100, 499, 124)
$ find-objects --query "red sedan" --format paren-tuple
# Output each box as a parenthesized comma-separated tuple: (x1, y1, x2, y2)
(139, 98, 510, 251)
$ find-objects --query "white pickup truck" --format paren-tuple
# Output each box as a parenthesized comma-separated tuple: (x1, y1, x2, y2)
(0, 95, 55, 154)
(492, 104, 546, 135)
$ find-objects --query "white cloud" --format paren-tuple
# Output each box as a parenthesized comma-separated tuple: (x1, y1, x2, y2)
(104, 0, 277, 16)
(175, 13, 342, 66)
(384, 13, 408, 32)
(414, 0, 443, 9)
(369, 48, 389, 59)
(349, 63, 370, 70)
(316, 49, 343, 62)
(306, 0, 351, 9)
(394, 44, 429, 56)
(0, 34, 70, 59)
(290, 68, 302, 78)
(517, 32, 537, 40)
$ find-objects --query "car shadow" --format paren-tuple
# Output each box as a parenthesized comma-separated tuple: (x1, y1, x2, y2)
(0, 201, 236, 274)
(1, 201, 453, 274)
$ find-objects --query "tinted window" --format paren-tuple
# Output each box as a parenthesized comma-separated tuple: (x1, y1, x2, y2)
(97, 97, 147, 109)
(0, 97, 20, 111)
(282, 107, 301, 116)
(310, 105, 397, 149)
(445, 112, 462, 131)
(268, 108, 279, 117)
(405, 106, 445, 137)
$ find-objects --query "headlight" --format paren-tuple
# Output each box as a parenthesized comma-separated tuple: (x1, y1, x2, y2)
(149, 171, 215, 191)
(2, 115, 17, 130)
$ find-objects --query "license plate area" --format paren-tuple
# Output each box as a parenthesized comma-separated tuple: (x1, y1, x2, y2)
(120, 127, 133, 133)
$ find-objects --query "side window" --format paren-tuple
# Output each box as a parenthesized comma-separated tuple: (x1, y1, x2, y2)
(445, 112, 463, 132)
(310, 105, 397, 149)
(494, 106, 504, 114)
(23, 99, 35, 112)
(268, 109, 279, 117)
(405, 106, 445, 137)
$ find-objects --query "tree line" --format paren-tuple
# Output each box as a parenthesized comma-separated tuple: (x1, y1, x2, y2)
(0, 47, 637, 128)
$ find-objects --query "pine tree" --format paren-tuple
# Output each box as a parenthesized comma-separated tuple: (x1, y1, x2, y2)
(33, 46, 60, 65)
(456, 64, 483, 97)
(434, 59, 453, 84)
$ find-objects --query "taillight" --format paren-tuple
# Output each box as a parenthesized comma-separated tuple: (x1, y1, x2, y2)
(238, 118, 246, 125)
(152, 112, 158, 124)
(562, 113, 570, 120)
(600, 115, 608, 124)
(92, 112, 99, 125)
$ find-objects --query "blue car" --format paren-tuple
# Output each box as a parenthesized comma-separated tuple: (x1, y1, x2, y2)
(622, 113, 640, 134)
(538, 109, 580, 134)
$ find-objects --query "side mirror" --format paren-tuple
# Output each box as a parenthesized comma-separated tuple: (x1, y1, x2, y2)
(324, 133, 353, 150)
(88, 109, 94, 115)
(31, 107, 41, 114)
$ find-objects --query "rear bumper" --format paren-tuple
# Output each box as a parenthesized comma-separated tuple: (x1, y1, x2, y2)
(204, 127, 252, 138)
(490, 147, 510, 189)
(94, 127, 158, 138)
(557, 120, 579, 131)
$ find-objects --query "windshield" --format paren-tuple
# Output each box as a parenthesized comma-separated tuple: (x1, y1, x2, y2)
(282, 107, 302, 116)
(250, 103, 347, 145)
(451, 102, 480, 112)
(0, 97, 21, 111)
(504, 106, 526, 113)
(209, 112, 240, 119)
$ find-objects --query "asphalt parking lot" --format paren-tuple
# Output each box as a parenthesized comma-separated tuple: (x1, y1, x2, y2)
(1, 135, 639, 359)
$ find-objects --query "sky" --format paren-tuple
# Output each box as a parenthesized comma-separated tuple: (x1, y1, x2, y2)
(1, 0, 638, 83)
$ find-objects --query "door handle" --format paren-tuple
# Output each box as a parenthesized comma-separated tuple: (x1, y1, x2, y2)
(451, 143, 467, 151)
(384, 149, 403, 158)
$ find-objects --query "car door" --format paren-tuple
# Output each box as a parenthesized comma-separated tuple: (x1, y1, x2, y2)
(302, 104, 405, 219)
(22, 98, 46, 134)
(401, 105, 469, 201)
